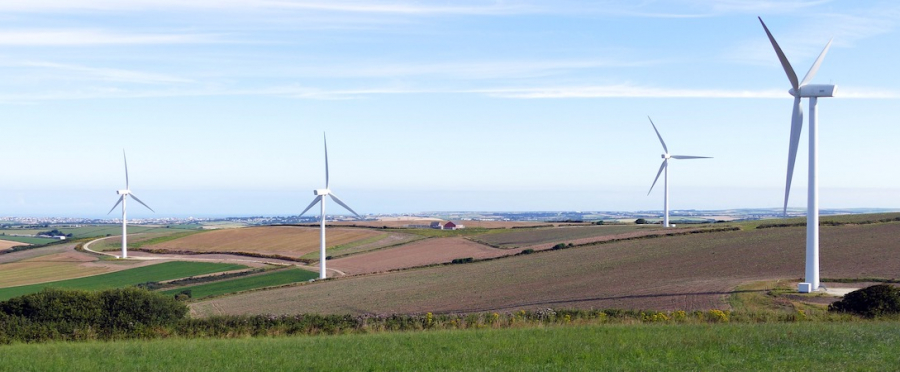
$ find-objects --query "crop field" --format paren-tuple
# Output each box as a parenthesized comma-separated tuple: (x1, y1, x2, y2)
(193, 220, 900, 316)
(161, 268, 318, 300)
(472, 225, 663, 248)
(0, 261, 247, 301)
(0, 250, 152, 289)
(0, 235, 57, 245)
(142, 226, 392, 259)
(0, 239, 24, 250)
(1, 322, 898, 371)
(329, 237, 510, 275)
(89, 230, 204, 252)
(299, 231, 424, 260)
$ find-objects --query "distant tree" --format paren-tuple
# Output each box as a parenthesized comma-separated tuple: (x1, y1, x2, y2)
(594, 221, 605, 225)
(635, 218, 647, 225)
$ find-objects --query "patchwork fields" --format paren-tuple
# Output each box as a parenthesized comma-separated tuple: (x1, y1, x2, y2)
(192, 218, 900, 316)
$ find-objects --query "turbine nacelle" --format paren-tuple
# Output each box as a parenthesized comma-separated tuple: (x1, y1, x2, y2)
(314, 189, 331, 196)
(789, 84, 837, 98)
(117, 189, 130, 195)
(661, 154, 670, 159)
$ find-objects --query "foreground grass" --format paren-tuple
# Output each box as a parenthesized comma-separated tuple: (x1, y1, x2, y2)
(0, 261, 246, 301)
(0, 322, 897, 371)
(160, 268, 318, 300)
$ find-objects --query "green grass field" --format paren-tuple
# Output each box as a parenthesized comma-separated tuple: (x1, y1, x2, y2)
(0, 322, 897, 371)
(0, 235, 58, 245)
(0, 261, 247, 301)
(160, 268, 318, 300)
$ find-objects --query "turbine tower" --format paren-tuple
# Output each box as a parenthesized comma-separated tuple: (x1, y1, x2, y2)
(107, 150, 154, 259)
(299, 133, 360, 279)
(759, 17, 836, 293)
(646, 117, 711, 227)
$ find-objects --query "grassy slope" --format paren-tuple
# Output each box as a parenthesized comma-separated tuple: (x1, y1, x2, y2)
(0, 323, 897, 371)
(0, 261, 246, 301)
(160, 268, 318, 300)
(0, 235, 57, 245)
(193, 215, 900, 315)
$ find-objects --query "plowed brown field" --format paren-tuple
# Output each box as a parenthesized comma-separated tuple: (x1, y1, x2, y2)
(329, 238, 508, 275)
(143, 226, 405, 259)
(192, 221, 900, 316)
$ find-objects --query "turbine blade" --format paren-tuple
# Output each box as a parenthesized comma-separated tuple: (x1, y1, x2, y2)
(300, 196, 322, 216)
(107, 196, 124, 215)
(783, 96, 804, 215)
(647, 160, 667, 195)
(799, 38, 833, 87)
(123, 150, 129, 189)
(758, 17, 800, 92)
(324, 133, 329, 189)
(671, 155, 712, 159)
(128, 194, 155, 213)
(329, 193, 360, 218)
(648, 116, 668, 153)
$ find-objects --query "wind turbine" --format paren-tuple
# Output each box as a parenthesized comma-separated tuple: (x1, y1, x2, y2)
(759, 17, 836, 293)
(107, 150, 154, 259)
(646, 117, 711, 228)
(299, 133, 360, 279)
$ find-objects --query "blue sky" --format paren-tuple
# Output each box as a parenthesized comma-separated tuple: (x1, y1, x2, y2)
(2, 0, 899, 218)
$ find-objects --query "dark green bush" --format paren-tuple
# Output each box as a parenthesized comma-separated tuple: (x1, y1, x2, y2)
(520, 249, 535, 255)
(451, 257, 474, 264)
(828, 284, 900, 317)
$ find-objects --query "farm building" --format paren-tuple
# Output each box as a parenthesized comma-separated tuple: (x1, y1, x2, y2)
(443, 221, 465, 230)
(430, 221, 442, 229)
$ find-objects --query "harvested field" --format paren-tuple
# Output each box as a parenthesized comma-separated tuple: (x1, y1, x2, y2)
(192, 221, 900, 316)
(473, 225, 663, 248)
(328, 238, 508, 275)
(0, 250, 151, 288)
(142, 226, 402, 260)
(0, 240, 23, 250)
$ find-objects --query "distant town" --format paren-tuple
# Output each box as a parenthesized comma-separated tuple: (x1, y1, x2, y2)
(2, 208, 897, 228)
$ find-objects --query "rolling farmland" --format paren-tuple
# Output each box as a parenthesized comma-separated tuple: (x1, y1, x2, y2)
(472, 224, 663, 248)
(329, 237, 511, 275)
(142, 226, 416, 260)
(0, 250, 151, 289)
(0, 261, 247, 301)
(192, 220, 900, 316)
(161, 268, 318, 300)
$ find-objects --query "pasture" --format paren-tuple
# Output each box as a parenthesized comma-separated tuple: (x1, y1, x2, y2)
(0, 323, 897, 371)
(192, 218, 900, 316)
(142, 226, 408, 260)
(0, 235, 57, 245)
(160, 267, 318, 300)
(0, 261, 247, 301)
(88, 230, 203, 252)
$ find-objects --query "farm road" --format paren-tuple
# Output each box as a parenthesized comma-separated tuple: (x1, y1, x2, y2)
(82, 236, 345, 277)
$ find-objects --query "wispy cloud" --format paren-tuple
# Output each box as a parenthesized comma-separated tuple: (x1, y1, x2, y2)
(18, 61, 193, 84)
(0, 29, 218, 46)
(474, 84, 787, 99)
(0, 0, 537, 15)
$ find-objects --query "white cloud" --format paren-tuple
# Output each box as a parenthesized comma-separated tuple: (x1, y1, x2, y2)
(18, 61, 193, 84)
(0, 29, 218, 46)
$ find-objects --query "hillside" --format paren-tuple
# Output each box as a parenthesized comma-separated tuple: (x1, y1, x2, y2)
(192, 218, 900, 316)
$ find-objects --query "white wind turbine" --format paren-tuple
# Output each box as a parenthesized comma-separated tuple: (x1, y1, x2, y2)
(299, 133, 360, 279)
(107, 150, 154, 259)
(646, 117, 711, 228)
(759, 17, 836, 293)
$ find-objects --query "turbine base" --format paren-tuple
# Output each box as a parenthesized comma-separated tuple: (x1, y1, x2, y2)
(798, 282, 813, 293)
